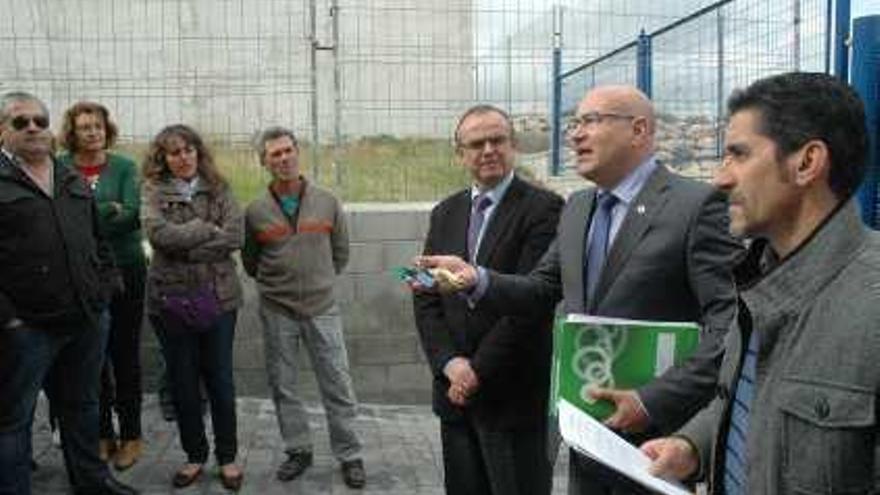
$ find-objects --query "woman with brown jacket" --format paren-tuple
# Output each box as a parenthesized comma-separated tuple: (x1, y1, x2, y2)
(141, 124, 244, 491)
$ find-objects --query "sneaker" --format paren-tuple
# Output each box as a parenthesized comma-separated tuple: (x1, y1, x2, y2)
(341, 459, 366, 489)
(276, 450, 313, 482)
(114, 439, 143, 471)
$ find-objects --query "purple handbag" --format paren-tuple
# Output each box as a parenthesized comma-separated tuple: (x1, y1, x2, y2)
(160, 286, 222, 332)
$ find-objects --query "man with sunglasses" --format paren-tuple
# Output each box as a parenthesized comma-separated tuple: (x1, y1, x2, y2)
(416, 85, 741, 494)
(0, 92, 138, 495)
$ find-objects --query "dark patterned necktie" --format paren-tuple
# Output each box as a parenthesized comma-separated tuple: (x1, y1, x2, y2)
(467, 194, 493, 262)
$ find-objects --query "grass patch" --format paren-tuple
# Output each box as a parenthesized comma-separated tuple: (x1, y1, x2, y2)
(117, 136, 469, 204)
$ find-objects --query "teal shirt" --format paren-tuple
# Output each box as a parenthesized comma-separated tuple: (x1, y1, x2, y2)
(57, 151, 146, 267)
(278, 194, 300, 217)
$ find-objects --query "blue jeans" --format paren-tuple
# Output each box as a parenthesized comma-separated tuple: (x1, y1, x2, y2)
(153, 311, 238, 465)
(0, 320, 109, 495)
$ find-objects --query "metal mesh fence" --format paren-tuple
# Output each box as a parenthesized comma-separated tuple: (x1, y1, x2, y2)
(1, 0, 730, 202)
(555, 0, 838, 182)
(561, 44, 639, 117)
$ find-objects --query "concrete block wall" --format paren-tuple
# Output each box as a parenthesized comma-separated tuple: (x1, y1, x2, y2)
(141, 202, 437, 405)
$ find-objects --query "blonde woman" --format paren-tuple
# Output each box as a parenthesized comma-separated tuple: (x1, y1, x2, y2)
(57, 101, 146, 470)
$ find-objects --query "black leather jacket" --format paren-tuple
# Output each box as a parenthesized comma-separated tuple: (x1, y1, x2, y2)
(0, 152, 116, 330)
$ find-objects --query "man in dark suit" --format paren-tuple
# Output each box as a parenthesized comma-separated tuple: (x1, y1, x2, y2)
(417, 86, 741, 494)
(414, 104, 564, 495)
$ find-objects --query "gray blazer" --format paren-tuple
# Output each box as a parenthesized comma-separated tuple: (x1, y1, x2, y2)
(484, 164, 742, 431)
(681, 201, 880, 494)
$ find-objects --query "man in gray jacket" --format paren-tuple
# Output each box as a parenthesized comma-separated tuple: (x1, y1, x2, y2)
(242, 127, 365, 489)
(643, 72, 879, 494)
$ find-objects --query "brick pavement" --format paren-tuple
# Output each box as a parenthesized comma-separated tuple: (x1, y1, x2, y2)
(31, 395, 570, 494)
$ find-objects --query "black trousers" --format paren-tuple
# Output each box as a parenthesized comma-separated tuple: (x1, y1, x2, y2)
(154, 311, 239, 465)
(440, 416, 552, 495)
(99, 263, 146, 440)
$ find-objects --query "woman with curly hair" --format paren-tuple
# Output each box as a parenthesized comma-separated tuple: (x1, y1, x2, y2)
(57, 101, 147, 470)
(141, 124, 244, 491)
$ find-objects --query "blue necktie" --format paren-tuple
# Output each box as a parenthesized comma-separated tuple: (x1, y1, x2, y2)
(585, 192, 617, 304)
(467, 194, 493, 262)
(723, 331, 759, 495)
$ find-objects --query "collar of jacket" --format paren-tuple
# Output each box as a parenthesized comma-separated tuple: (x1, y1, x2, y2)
(153, 174, 216, 200)
(0, 155, 79, 191)
(734, 199, 867, 320)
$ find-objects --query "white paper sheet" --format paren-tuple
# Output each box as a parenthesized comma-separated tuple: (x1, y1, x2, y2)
(557, 399, 692, 495)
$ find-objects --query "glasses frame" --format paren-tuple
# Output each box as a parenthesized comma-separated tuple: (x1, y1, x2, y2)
(458, 134, 511, 152)
(565, 112, 636, 134)
(8, 114, 50, 131)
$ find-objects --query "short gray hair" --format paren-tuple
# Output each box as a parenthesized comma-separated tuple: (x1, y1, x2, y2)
(255, 126, 299, 163)
(453, 104, 515, 148)
(0, 91, 49, 124)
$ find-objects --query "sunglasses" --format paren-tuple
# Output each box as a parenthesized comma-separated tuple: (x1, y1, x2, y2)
(9, 115, 50, 131)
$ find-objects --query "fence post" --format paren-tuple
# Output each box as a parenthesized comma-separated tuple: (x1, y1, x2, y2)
(550, 5, 564, 177)
(637, 30, 652, 98)
(308, 0, 320, 183)
(331, 0, 342, 188)
(825, 0, 833, 73)
(852, 15, 880, 228)
(834, 0, 852, 80)
(716, 7, 725, 158)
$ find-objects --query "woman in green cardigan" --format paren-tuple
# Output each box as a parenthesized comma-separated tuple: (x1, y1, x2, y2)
(57, 102, 147, 471)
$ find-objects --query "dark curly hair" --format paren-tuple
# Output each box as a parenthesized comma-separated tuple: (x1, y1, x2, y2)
(727, 72, 868, 200)
(141, 124, 227, 192)
(58, 101, 119, 152)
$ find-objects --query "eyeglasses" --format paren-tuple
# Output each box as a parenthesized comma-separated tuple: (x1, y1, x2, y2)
(75, 122, 105, 133)
(459, 135, 510, 151)
(8, 115, 50, 131)
(565, 112, 635, 134)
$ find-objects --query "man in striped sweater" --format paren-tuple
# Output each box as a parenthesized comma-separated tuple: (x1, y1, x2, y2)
(243, 126, 366, 489)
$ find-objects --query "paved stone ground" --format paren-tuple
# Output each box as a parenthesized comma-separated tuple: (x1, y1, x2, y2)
(32, 395, 570, 494)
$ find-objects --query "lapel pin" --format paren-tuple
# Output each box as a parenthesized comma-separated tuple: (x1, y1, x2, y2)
(636, 204, 646, 215)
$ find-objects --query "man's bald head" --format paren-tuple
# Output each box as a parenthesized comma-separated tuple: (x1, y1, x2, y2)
(567, 85, 657, 188)
(585, 85, 656, 135)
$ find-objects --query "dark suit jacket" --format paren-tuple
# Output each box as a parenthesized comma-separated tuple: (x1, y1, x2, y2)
(484, 165, 742, 432)
(414, 175, 564, 429)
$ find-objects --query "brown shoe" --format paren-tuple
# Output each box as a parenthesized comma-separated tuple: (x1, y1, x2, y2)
(172, 463, 203, 488)
(114, 439, 143, 471)
(219, 464, 244, 492)
(99, 439, 118, 463)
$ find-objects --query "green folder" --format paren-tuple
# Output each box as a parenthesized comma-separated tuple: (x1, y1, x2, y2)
(549, 314, 699, 420)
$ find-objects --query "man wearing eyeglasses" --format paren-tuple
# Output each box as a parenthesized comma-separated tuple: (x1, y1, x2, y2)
(0, 92, 138, 495)
(414, 105, 564, 494)
(416, 86, 741, 494)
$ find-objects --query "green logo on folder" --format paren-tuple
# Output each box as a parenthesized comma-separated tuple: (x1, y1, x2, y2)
(549, 315, 699, 420)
